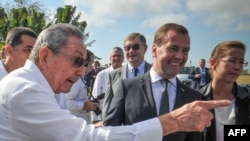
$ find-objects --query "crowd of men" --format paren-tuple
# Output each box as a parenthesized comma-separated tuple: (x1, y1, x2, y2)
(0, 23, 248, 141)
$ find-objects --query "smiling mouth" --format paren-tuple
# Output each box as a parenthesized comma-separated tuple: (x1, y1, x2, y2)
(170, 62, 181, 66)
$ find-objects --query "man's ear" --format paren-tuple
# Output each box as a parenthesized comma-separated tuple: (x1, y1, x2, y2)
(39, 47, 49, 66)
(143, 45, 148, 54)
(209, 58, 216, 70)
(5, 45, 14, 57)
(152, 44, 157, 57)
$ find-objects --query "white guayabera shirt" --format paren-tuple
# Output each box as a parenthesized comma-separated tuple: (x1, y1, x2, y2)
(0, 60, 162, 141)
(0, 60, 8, 80)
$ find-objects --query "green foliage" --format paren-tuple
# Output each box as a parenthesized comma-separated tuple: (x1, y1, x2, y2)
(0, 1, 99, 59)
(0, 2, 46, 41)
(0, 41, 4, 49)
(52, 5, 87, 33)
(0, 7, 9, 43)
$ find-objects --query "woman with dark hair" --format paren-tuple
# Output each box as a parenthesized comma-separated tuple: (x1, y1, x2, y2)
(199, 40, 250, 141)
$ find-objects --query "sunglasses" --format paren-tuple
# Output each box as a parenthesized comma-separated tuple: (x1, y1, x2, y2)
(124, 44, 143, 51)
(47, 47, 85, 68)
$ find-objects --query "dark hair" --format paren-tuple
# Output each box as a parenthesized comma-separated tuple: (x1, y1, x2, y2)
(5, 27, 37, 50)
(94, 61, 100, 66)
(153, 23, 189, 46)
(124, 32, 147, 46)
(84, 49, 95, 67)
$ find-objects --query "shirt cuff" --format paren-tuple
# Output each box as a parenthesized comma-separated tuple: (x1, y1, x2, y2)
(134, 118, 162, 141)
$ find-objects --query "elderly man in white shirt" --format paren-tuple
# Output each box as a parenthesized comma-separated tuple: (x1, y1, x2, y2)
(0, 23, 230, 141)
(91, 47, 124, 123)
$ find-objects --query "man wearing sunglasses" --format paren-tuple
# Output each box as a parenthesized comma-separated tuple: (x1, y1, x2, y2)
(58, 49, 100, 124)
(0, 27, 37, 80)
(102, 33, 152, 118)
(0, 23, 230, 141)
(122, 32, 151, 78)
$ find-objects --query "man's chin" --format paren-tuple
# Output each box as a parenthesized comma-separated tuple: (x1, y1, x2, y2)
(59, 85, 73, 93)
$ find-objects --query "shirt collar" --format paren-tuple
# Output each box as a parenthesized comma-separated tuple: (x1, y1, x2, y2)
(150, 68, 177, 87)
(127, 61, 146, 73)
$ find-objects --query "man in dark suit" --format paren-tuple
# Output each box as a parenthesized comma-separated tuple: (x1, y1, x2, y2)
(102, 23, 202, 141)
(101, 32, 151, 117)
(189, 59, 211, 90)
(117, 32, 152, 79)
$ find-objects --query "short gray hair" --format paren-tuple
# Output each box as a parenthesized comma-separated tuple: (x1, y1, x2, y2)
(110, 46, 124, 57)
(29, 23, 84, 63)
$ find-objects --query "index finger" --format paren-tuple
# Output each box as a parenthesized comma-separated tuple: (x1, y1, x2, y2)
(198, 100, 231, 109)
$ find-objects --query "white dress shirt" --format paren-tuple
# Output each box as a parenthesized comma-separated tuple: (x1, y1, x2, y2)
(150, 69, 177, 115)
(55, 93, 67, 109)
(65, 78, 91, 124)
(0, 59, 8, 80)
(127, 61, 146, 78)
(92, 66, 114, 121)
(0, 60, 163, 141)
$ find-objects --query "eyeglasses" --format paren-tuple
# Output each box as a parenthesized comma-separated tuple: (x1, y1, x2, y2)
(124, 44, 143, 51)
(218, 59, 248, 67)
(47, 47, 85, 68)
(84, 61, 89, 67)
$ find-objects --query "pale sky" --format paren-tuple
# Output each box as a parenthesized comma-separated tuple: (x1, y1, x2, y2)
(2, 0, 250, 70)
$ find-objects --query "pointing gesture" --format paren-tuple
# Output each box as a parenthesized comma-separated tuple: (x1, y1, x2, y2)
(159, 100, 231, 136)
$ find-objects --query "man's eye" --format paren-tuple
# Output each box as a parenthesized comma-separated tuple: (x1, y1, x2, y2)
(228, 59, 236, 63)
(168, 47, 178, 52)
(23, 48, 32, 53)
(183, 49, 189, 54)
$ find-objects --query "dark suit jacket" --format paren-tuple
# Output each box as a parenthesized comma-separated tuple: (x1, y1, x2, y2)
(199, 82, 250, 141)
(102, 61, 151, 116)
(189, 67, 211, 89)
(103, 72, 202, 141)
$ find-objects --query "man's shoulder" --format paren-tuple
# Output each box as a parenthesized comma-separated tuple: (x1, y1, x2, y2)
(144, 61, 152, 71)
(178, 80, 202, 96)
(123, 73, 149, 83)
(109, 66, 125, 76)
(97, 68, 110, 76)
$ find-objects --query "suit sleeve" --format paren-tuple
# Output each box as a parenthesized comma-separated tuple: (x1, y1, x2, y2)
(102, 73, 113, 121)
(188, 69, 196, 80)
(103, 75, 125, 126)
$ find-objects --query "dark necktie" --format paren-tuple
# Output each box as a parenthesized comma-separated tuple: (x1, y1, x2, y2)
(159, 79, 169, 115)
(133, 68, 139, 76)
(201, 68, 205, 83)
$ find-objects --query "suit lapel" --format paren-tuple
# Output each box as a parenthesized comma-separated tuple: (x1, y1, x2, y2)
(173, 79, 193, 109)
(139, 72, 157, 115)
(144, 62, 152, 73)
(121, 65, 127, 79)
